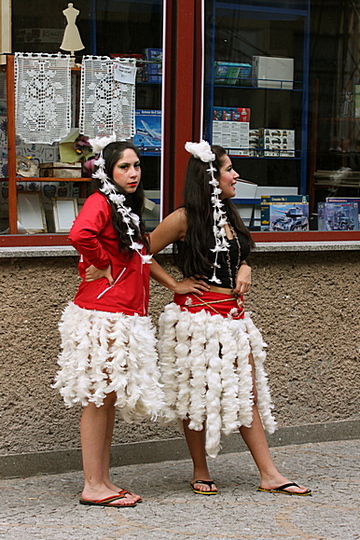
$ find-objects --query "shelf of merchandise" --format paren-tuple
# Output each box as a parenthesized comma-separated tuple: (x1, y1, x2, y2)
(205, 1, 311, 195)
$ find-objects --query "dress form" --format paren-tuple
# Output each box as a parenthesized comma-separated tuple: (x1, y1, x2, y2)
(60, 3, 84, 60)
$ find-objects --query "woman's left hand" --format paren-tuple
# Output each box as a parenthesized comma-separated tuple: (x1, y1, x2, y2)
(234, 264, 251, 295)
(85, 264, 114, 284)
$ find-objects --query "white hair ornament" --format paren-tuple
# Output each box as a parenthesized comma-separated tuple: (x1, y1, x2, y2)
(90, 133, 152, 264)
(185, 140, 229, 284)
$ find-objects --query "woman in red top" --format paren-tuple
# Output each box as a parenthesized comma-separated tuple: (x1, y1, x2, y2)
(54, 138, 163, 508)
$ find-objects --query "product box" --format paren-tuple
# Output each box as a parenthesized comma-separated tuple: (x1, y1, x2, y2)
(252, 56, 294, 89)
(259, 128, 295, 157)
(213, 107, 250, 122)
(214, 61, 252, 85)
(143, 48, 162, 83)
(326, 197, 360, 224)
(318, 201, 359, 231)
(213, 120, 249, 156)
(133, 110, 161, 153)
(261, 195, 309, 231)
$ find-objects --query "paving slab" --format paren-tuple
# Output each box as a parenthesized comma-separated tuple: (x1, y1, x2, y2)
(0, 439, 359, 540)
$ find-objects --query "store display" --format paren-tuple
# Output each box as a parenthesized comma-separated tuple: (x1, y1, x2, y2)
(261, 195, 309, 231)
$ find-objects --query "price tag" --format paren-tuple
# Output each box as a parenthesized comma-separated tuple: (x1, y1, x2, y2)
(113, 62, 137, 84)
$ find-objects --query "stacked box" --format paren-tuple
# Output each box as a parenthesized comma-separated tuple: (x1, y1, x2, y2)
(249, 129, 261, 157)
(252, 56, 294, 89)
(213, 121, 249, 156)
(318, 201, 359, 231)
(259, 128, 295, 157)
(143, 48, 162, 83)
(261, 195, 309, 231)
(214, 61, 251, 85)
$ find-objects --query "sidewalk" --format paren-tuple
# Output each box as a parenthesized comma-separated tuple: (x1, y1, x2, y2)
(0, 439, 359, 540)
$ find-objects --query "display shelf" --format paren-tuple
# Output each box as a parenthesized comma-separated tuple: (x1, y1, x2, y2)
(205, 0, 310, 196)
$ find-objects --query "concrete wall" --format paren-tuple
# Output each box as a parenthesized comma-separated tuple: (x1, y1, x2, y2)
(1, 249, 359, 475)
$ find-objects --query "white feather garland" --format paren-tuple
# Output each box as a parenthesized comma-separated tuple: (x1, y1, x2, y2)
(157, 303, 277, 457)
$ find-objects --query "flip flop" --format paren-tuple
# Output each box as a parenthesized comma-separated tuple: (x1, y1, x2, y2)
(80, 489, 138, 507)
(257, 482, 312, 496)
(190, 479, 218, 495)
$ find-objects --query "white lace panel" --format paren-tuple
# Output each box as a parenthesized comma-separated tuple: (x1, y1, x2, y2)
(79, 56, 136, 140)
(14, 53, 71, 144)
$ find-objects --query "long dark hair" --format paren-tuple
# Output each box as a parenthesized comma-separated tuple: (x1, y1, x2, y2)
(92, 141, 149, 256)
(175, 145, 255, 277)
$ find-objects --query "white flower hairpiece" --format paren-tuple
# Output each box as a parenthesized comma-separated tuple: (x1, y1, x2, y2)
(88, 133, 116, 154)
(185, 140, 229, 284)
(185, 140, 215, 162)
(91, 135, 152, 265)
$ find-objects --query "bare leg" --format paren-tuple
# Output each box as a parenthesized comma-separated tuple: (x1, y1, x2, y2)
(102, 403, 142, 502)
(183, 419, 217, 493)
(80, 393, 140, 506)
(240, 354, 310, 494)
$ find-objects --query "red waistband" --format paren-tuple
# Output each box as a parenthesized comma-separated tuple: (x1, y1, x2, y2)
(173, 291, 245, 319)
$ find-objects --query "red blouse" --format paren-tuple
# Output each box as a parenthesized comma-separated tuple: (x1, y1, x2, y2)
(68, 191, 150, 316)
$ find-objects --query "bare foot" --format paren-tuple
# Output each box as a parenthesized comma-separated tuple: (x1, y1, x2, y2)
(105, 480, 142, 503)
(259, 474, 311, 495)
(191, 479, 218, 494)
(81, 487, 140, 506)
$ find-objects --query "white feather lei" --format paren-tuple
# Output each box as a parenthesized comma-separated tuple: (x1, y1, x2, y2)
(185, 140, 229, 284)
(89, 134, 152, 265)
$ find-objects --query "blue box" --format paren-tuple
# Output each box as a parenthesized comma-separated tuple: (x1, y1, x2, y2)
(261, 195, 309, 231)
(133, 110, 161, 153)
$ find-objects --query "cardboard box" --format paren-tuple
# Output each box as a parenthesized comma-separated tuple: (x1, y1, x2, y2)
(133, 110, 161, 153)
(213, 120, 249, 156)
(252, 56, 294, 89)
(214, 61, 251, 85)
(39, 162, 82, 178)
(213, 107, 250, 122)
(143, 48, 162, 83)
(261, 195, 309, 231)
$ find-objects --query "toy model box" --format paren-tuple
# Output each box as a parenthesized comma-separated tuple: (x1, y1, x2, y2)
(143, 48, 162, 83)
(259, 128, 295, 157)
(214, 61, 252, 85)
(326, 197, 360, 225)
(213, 107, 250, 122)
(252, 56, 294, 89)
(133, 110, 161, 153)
(261, 195, 309, 231)
(318, 201, 359, 231)
(212, 120, 249, 156)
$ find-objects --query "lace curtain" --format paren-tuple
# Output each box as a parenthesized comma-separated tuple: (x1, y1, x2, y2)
(79, 56, 136, 140)
(15, 53, 71, 144)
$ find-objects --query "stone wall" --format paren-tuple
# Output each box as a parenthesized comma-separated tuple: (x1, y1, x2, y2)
(0, 250, 359, 457)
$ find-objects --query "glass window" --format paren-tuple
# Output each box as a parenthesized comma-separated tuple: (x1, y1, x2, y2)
(1, 0, 163, 238)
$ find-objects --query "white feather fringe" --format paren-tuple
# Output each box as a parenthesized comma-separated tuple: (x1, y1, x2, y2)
(158, 303, 276, 458)
(53, 302, 164, 421)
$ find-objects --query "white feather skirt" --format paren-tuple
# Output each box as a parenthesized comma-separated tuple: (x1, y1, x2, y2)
(54, 302, 164, 421)
(158, 303, 277, 457)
